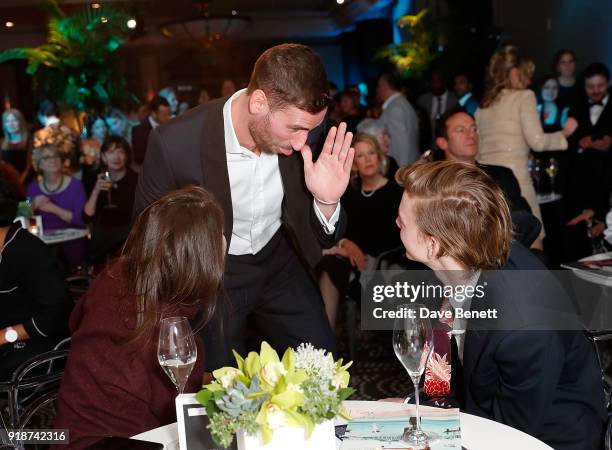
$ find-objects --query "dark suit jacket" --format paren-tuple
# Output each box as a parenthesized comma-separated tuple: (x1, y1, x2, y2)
(455, 242, 607, 450)
(566, 99, 612, 220)
(131, 118, 153, 166)
(477, 162, 531, 213)
(133, 97, 345, 270)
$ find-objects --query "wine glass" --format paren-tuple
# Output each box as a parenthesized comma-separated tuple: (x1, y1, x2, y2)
(158, 317, 198, 395)
(393, 304, 434, 446)
(101, 170, 117, 209)
(545, 158, 559, 194)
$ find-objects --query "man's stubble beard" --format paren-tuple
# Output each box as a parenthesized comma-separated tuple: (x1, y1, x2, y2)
(248, 114, 279, 155)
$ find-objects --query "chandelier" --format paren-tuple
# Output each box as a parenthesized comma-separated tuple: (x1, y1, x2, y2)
(159, 1, 250, 49)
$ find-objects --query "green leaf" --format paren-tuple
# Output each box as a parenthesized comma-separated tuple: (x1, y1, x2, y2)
(244, 351, 261, 378)
(259, 341, 280, 366)
(233, 350, 245, 372)
(337, 387, 355, 402)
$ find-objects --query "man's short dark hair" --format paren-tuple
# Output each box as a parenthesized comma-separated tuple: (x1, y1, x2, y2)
(379, 72, 402, 92)
(0, 177, 18, 227)
(38, 99, 58, 118)
(247, 43, 330, 114)
(149, 95, 170, 113)
(583, 62, 610, 81)
(434, 107, 474, 140)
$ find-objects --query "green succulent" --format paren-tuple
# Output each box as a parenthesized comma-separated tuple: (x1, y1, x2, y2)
(214, 376, 266, 417)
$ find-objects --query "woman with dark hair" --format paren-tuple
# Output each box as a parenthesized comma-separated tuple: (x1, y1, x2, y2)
(0, 177, 70, 380)
(84, 135, 138, 266)
(553, 49, 580, 110)
(54, 186, 226, 448)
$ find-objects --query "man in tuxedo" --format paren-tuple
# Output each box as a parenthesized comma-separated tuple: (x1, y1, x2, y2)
(131, 96, 172, 171)
(563, 63, 612, 260)
(376, 72, 420, 167)
(134, 44, 354, 370)
(434, 109, 530, 213)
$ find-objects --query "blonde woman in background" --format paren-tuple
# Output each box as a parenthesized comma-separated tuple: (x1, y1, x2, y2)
(476, 45, 578, 248)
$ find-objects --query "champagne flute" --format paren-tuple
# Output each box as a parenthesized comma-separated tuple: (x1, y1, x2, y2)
(545, 158, 559, 194)
(158, 317, 198, 395)
(393, 304, 434, 446)
(101, 170, 117, 209)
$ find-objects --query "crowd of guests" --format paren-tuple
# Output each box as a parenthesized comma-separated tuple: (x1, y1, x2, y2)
(0, 43, 609, 450)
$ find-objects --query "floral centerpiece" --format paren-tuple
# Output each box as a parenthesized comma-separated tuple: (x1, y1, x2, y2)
(196, 342, 354, 449)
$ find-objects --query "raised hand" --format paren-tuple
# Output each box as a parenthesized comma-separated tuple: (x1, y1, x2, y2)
(299, 122, 354, 204)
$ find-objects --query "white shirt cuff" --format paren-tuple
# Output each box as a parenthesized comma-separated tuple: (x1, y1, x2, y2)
(313, 199, 341, 235)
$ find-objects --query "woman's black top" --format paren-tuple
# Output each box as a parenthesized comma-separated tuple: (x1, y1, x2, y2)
(86, 169, 138, 228)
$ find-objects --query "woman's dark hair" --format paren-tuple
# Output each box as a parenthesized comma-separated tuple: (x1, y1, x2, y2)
(0, 177, 18, 227)
(120, 186, 225, 345)
(101, 135, 133, 166)
(553, 49, 576, 68)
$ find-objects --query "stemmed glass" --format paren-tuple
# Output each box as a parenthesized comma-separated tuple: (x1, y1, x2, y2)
(101, 170, 117, 209)
(158, 317, 198, 395)
(545, 158, 559, 194)
(393, 304, 434, 447)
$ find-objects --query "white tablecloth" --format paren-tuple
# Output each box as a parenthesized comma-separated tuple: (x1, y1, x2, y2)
(40, 228, 89, 244)
(132, 400, 552, 450)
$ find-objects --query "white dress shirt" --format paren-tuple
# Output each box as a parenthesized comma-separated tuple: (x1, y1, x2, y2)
(589, 94, 609, 125)
(223, 89, 340, 255)
(431, 90, 449, 119)
(148, 115, 160, 129)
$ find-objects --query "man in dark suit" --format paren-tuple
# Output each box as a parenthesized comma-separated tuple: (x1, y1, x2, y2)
(130, 96, 172, 171)
(394, 162, 607, 450)
(134, 44, 354, 370)
(418, 70, 458, 147)
(563, 62, 612, 260)
(434, 109, 531, 213)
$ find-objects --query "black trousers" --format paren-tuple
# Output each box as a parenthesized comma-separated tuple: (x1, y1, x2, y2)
(202, 229, 336, 371)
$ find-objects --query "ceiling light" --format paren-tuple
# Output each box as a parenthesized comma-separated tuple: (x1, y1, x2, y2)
(5, 21, 14, 28)
(91, 2, 101, 9)
(337, 0, 345, 4)
(231, 10, 237, 16)
(127, 18, 137, 29)
(100, 17, 108, 23)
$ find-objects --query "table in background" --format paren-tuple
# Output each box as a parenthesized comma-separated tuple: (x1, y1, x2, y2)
(39, 228, 89, 245)
(133, 400, 553, 450)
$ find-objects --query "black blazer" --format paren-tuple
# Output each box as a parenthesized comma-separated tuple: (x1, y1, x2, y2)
(455, 242, 607, 450)
(133, 97, 346, 270)
(566, 99, 612, 220)
(131, 118, 153, 166)
(477, 162, 531, 213)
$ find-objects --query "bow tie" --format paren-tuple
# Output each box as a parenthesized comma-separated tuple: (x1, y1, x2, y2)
(590, 100, 604, 107)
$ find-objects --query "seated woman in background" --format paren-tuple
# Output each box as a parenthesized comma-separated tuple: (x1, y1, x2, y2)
(26, 144, 87, 270)
(318, 133, 403, 327)
(1, 108, 32, 186)
(84, 136, 138, 268)
(0, 178, 71, 381)
(393, 161, 606, 450)
(53, 187, 225, 449)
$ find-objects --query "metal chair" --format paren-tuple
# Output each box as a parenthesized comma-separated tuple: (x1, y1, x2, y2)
(1, 348, 69, 433)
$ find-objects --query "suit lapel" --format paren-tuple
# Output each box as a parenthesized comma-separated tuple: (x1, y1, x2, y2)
(200, 99, 234, 249)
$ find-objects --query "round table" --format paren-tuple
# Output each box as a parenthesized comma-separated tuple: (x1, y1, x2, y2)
(132, 400, 553, 450)
(39, 228, 89, 245)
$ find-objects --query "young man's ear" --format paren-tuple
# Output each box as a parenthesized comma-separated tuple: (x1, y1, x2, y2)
(248, 89, 270, 116)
